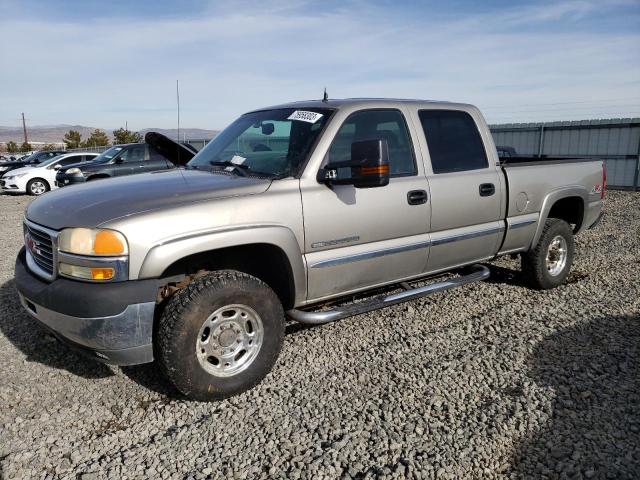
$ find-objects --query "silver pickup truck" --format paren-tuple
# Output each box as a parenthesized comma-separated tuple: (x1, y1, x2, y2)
(14, 99, 605, 400)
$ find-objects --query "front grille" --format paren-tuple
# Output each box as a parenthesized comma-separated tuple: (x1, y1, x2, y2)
(24, 222, 56, 277)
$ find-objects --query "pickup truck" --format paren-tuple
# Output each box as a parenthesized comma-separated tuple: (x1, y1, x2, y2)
(14, 99, 605, 401)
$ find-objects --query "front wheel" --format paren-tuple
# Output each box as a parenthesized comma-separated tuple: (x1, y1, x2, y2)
(26, 178, 49, 196)
(157, 270, 285, 401)
(522, 218, 575, 289)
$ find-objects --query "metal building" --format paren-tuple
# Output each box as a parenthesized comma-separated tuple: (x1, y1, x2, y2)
(490, 118, 640, 190)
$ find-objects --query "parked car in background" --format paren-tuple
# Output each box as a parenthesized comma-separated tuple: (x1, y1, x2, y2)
(55, 133, 196, 187)
(0, 150, 67, 176)
(1, 152, 98, 195)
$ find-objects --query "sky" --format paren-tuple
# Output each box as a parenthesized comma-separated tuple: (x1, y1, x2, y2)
(0, 0, 639, 131)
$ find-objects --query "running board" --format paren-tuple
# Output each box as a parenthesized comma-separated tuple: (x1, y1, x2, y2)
(287, 264, 490, 325)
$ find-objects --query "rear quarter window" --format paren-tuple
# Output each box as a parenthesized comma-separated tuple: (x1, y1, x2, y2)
(418, 110, 488, 174)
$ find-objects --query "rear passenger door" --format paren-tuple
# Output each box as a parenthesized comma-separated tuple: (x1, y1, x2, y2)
(412, 109, 503, 272)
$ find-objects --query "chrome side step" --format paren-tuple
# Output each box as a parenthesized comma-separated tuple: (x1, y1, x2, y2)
(287, 264, 490, 325)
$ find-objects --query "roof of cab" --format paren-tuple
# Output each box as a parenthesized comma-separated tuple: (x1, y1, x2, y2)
(251, 98, 475, 113)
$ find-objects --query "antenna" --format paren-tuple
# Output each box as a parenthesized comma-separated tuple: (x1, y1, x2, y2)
(322, 87, 328, 103)
(176, 80, 180, 142)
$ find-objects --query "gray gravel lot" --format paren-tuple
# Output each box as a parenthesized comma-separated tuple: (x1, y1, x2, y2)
(1, 191, 639, 479)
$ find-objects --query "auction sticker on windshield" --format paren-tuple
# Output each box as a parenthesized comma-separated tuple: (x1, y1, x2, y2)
(288, 111, 324, 123)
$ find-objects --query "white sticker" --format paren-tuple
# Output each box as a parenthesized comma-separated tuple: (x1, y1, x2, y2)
(288, 110, 324, 124)
(231, 155, 246, 165)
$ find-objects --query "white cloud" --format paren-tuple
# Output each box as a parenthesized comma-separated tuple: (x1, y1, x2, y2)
(0, 0, 638, 129)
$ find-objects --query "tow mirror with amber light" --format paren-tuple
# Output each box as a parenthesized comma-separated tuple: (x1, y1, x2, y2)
(320, 139, 390, 188)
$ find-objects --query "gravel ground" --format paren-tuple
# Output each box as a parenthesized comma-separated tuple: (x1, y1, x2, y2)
(0, 191, 638, 479)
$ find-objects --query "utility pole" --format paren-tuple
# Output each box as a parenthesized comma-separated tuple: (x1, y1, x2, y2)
(21, 112, 28, 144)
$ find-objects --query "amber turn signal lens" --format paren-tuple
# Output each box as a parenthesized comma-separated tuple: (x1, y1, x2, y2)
(94, 230, 125, 255)
(90, 268, 115, 280)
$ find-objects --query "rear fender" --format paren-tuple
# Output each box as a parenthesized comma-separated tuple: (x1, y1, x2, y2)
(530, 186, 588, 248)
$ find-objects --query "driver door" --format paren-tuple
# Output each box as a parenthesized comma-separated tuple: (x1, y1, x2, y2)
(301, 108, 431, 302)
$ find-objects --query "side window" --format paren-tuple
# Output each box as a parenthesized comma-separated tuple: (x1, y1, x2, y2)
(418, 110, 488, 174)
(120, 145, 146, 162)
(327, 109, 416, 176)
(59, 156, 81, 166)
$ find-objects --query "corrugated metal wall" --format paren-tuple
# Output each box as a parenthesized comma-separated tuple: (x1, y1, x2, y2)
(490, 118, 640, 189)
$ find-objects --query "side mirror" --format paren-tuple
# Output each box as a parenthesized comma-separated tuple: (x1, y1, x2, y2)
(53, 164, 62, 170)
(113, 157, 124, 164)
(319, 139, 390, 188)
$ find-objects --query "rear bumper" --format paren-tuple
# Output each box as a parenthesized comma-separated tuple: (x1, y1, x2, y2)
(14, 248, 159, 366)
(588, 211, 604, 229)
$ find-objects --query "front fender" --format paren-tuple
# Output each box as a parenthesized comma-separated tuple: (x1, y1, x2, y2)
(138, 225, 307, 305)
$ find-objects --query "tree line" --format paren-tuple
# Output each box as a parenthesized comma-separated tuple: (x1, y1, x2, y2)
(2, 128, 143, 154)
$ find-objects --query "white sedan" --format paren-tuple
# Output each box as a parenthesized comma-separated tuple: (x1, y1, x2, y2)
(1, 152, 98, 195)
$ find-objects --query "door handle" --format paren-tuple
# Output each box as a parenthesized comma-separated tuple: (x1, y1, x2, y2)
(479, 183, 495, 197)
(407, 190, 428, 205)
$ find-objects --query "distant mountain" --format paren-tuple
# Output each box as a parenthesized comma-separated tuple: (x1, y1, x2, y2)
(139, 128, 218, 141)
(0, 125, 219, 144)
(0, 125, 104, 144)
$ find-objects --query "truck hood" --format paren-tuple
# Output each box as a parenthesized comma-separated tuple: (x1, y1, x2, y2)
(145, 131, 198, 166)
(26, 169, 271, 230)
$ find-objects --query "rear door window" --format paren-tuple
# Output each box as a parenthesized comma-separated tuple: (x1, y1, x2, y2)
(418, 110, 488, 174)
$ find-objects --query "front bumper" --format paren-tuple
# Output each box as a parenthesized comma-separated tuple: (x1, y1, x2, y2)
(55, 173, 86, 187)
(14, 248, 159, 365)
(1, 178, 26, 193)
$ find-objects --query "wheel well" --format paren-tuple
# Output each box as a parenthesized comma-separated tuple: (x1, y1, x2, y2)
(547, 196, 584, 232)
(161, 243, 296, 310)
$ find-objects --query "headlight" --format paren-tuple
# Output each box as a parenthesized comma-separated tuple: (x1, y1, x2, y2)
(58, 228, 128, 256)
(56, 228, 129, 281)
(0, 167, 8, 172)
(65, 167, 83, 175)
(7, 173, 26, 179)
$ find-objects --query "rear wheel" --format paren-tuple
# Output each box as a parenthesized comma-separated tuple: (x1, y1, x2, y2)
(26, 178, 49, 196)
(157, 270, 285, 401)
(522, 218, 575, 289)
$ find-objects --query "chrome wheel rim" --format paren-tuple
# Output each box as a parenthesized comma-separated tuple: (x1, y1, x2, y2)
(546, 235, 568, 276)
(195, 304, 264, 377)
(31, 181, 46, 195)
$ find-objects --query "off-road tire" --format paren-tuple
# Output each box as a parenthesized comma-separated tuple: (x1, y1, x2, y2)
(157, 270, 285, 401)
(26, 178, 50, 196)
(522, 218, 575, 290)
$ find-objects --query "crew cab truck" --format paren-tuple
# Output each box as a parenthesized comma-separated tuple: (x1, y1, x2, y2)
(14, 99, 605, 401)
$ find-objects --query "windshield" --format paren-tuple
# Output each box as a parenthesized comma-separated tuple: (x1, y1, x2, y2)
(188, 107, 334, 178)
(18, 152, 38, 163)
(92, 146, 124, 163)
(38, 155, 65, 168)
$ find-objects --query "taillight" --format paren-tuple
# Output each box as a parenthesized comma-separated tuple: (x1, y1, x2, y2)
(601, 161, 606, 199)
